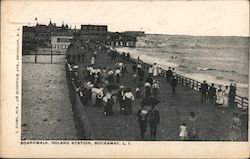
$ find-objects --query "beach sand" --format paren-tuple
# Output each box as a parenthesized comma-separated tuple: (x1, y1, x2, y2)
(21, 55, 77, 140)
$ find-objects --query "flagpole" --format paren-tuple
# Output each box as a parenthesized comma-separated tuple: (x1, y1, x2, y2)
(35, 17, 38, 26)
(51, 45, 53, 64)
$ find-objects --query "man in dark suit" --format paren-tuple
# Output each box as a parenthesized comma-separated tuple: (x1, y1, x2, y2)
(126, 53, 131, 62)
(171, 76, 178, 95)
(200, 80, 208, 103)
(138, 68, 144, 82)
(132, 63, 137, 73)
(81, 53, 85, 62)
(148, 105, 160, 140)
(117, 86, 125, 113)
(229, 84, 237, 107)
(208, 83, 216, 104)
(240, 109, 248, 140)
(137, 105, 148, 140)
(166, 67, 173, 82)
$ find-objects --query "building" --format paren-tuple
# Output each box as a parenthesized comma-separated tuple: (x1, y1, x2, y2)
(51, 31, 73, 54)
(123, 31, 145, 37)
(22, 24, 53, 54)
(77, 25, 108, 42)
(22, 20, 72, 54)
(71, 24, 138, 47)
(81, 25, 107, 34)
(107, 32, 137, 47)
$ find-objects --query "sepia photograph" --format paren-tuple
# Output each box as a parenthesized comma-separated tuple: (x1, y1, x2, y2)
(20, 0, 249, 142)
(1, 0, 249, 158)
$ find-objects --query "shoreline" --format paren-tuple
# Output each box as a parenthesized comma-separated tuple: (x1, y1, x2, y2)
(115, 47, 248, 98)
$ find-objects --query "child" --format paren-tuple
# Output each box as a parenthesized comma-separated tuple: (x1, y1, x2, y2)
(179, 122, 188, 140)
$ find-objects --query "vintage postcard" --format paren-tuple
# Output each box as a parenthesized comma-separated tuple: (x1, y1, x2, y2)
(1, 0, 249, 158)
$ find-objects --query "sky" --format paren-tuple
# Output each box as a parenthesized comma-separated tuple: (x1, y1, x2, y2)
(2, 0, 249, 36)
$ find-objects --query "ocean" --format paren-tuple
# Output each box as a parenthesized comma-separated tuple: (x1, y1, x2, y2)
(116, 34, 249, 98)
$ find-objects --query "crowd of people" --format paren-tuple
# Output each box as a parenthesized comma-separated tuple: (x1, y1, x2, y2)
(200, 80, 237, 108)
(65, 40, 247, 141)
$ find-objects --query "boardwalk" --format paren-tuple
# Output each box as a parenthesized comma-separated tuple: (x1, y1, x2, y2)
(22, 55, 77, 140)
(71, 45, 243, 141)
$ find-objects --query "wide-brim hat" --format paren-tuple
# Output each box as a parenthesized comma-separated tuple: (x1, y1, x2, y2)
(120, 86, 124, 89)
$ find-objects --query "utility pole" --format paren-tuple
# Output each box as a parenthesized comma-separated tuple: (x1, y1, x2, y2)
(35, 51, 37, 63)
(51, 45, 53, 63)
(50, 27, 52, 63)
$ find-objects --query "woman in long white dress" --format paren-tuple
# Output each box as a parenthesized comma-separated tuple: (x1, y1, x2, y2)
(91, 56, 95, 65)
(223, 86, 229, 107)
(216, 85, 224, 107)
(152, 63, 159, 77)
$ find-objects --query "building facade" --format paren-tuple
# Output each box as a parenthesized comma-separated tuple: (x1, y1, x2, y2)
(51, 32, 73, 54)
(77, 25, 108, 43)
(22, 21, 72, 54)
(107, 32, 137, 47)
(123, 31, 145, 37)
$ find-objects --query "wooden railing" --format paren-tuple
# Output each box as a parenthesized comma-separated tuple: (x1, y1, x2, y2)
(173, 71, 248, 109)
(235, 95, 248, 109)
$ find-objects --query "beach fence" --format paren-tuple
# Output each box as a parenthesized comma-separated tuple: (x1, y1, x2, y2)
(24, 48, 66, 63)
(65, 60, 94, 139)
(118, 51, 248, 110)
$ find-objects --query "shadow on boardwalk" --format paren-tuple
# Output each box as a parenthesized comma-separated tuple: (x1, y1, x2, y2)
(71, 46, 244, 141)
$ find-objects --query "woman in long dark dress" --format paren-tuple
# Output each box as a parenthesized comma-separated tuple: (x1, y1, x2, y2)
(123, 88, 135, 115)
(188, 112, 199, 140)
(104, 95, 114, 116)
(95, 92, 104, 107)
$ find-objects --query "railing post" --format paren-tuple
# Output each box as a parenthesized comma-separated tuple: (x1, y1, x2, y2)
(242, 98, 244, 109)
(35, 51, 37, 63)
(50, 50, 53, 63)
